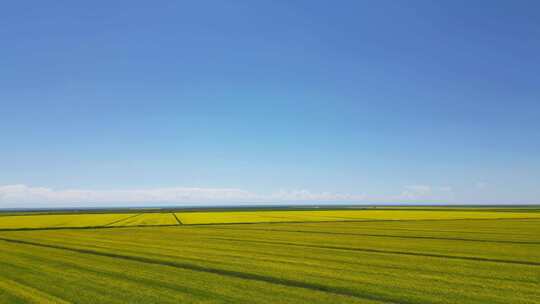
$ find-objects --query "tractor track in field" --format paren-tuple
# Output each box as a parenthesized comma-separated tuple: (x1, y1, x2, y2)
(0, 237, 406, 304)
(0, 216, 539, 232)
(207, 237, 540, 267)
(103, 214, 143, 227)
(182, 217, 540, 226)
(171, 213, 183, 225)
(0, 224, 180, 232)
(200, 226, 540, 245)
(338, 226, 540, 237)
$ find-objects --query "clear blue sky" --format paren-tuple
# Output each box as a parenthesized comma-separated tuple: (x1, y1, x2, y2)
(1, 1, 539, 206)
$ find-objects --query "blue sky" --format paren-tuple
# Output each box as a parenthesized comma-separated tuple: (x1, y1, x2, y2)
(1, 1, 539, 206)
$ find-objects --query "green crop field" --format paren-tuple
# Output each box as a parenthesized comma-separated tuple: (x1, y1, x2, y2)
(0, 208, 539, 303)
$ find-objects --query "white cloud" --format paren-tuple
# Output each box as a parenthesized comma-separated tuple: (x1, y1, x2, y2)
(0, 184, 367, 208)
(269, 189, 366, 202)
(395, 184, 454, 201)
(0, 183, 461, 208)
(475, 181, 487, 189)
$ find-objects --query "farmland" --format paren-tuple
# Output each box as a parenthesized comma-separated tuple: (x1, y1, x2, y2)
(0, 208, 539, 303)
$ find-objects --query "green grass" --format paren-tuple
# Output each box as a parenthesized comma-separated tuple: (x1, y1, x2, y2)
(0, 208, 538, 303)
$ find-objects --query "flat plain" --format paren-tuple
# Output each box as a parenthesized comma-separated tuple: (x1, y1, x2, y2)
(0, 207, 539, 303)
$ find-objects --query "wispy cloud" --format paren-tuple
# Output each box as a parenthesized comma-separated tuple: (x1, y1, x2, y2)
(395, 184, 454, 201)
(0, 183, 460, 208)
(269, 189, 366, 202)
(475, 181, 488, 190)
(0, 184, 367, 208)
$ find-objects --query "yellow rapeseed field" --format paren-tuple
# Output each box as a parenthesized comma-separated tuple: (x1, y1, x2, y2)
(0, 213, 135, 229)
(174, 209, 540, 225)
